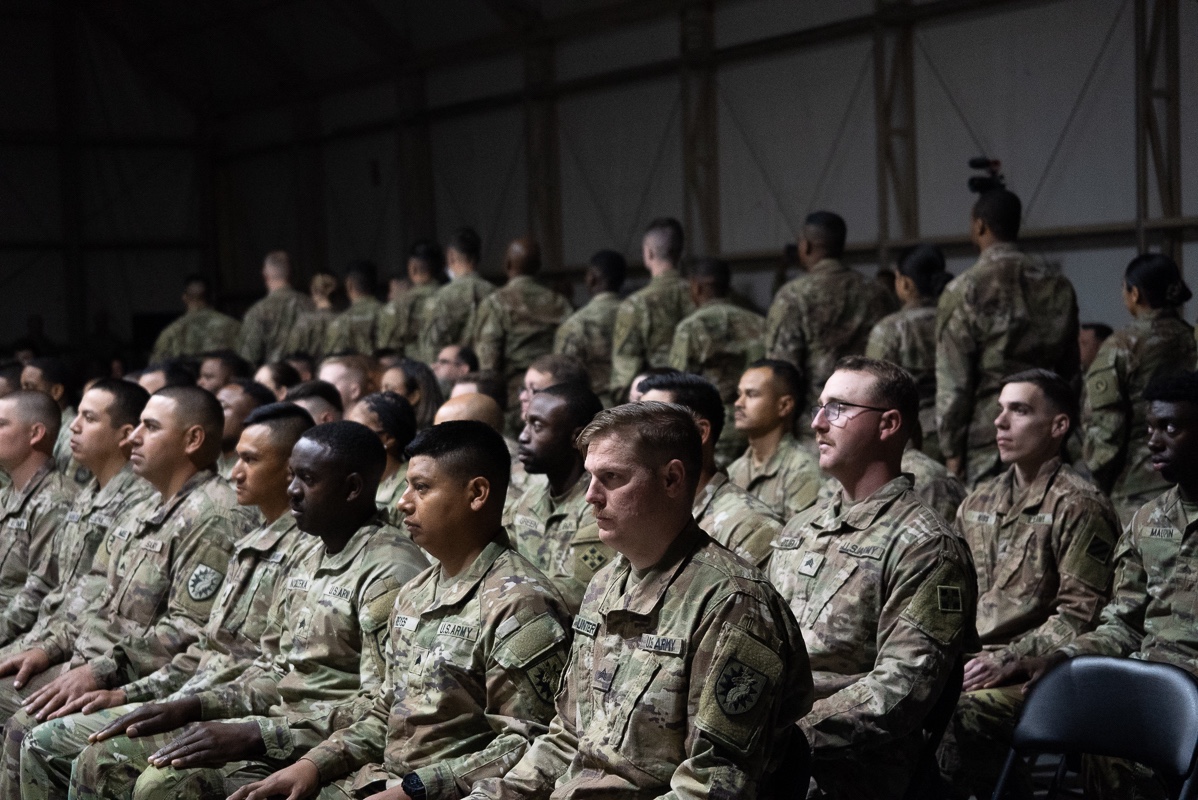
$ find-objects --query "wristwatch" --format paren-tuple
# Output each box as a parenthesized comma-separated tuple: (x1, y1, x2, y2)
(401, 772, 426, 800)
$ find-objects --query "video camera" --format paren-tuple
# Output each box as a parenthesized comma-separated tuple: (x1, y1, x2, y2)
(968, 157, 1005, 194)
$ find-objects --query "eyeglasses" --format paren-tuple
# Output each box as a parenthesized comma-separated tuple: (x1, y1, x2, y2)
(810, 401, 891, 423)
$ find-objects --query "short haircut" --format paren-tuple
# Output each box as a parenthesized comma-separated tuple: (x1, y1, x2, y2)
(3, 390, 62, 442)
(229, 378, 277, 409)
(303, 420, 386, 487)
(644, 217, 685, 265)
(447, 227, 482, 265)
(145, 360, 198, 388)
(87, 378, 150, 429)
(344, 260, 379, 295)
(576, 401, 703, 496)
(897, 244, 952, 299)
(183, 273, 212, 301)
(1144, 370, 1198, 406)
(689, 257, 731, 296)
(455, 372, 508, 411)
(155, 385, 225, 464)
(747, 359, 803, 405)
(264, 250, 291, 274)
(529, 353, 592, 392)
(538, 384, 603, 433)
(454, 346, 480, 373)
(804, 211, 848, 257)
(26, 357, 72, 389)
(243, 402, 315, 450)
(309, 273, 337, 297)
(398, 358, 444, 430)
(834, 356, 919, 439)
(1124, 253, 1192, 309)
(359, 391, 418, 455)
(637, 371, 726, 441)
(406, 420, 510, 498)
(0, 362, 23, 393)
(285, 380, 344, 413)
(409, 239, 446, 276)
(259, 361, 302, 393)
(1081, 322, 1114, 341)
(201, 350, 253, 379)
(1002, 368, 1079, 433)
(972, 189, 1022, 242)
(589, 249, 627, 292)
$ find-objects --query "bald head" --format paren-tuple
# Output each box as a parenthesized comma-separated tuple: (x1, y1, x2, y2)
(504, 236, 542, 277)
(434, 393, 505, 433)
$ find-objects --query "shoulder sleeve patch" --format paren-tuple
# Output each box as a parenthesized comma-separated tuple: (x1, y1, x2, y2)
(1060, 521, 1119, 590)
(1084, 363, 1122, 409)
(360, 575, 401, 634)
(899, 558, 971, 646)
(695, 622, 783, 754)
(494, 611, 568, 670)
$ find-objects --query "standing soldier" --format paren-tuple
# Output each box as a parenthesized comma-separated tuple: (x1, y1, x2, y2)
(936, 188, 1080, 486)
(419, 227, 496, 359)
(764, 211, 891, 418)
(151, 275, 241, 363)
(609, 218, 694, 400)
(283, 273, 339, 362)
(237, 251, 313, 367)
(324, 262, 383, 356)
(375, 240, 446, 362)
(553, 249, 625, 407)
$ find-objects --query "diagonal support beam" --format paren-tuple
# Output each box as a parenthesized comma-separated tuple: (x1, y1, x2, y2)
(1135, 0, 1181, 265)
(873, 0, 919, 270)
(680, 0, 720, 257)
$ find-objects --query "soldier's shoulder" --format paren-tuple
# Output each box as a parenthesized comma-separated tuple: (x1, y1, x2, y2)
(483, 546, 568, 608)
(690, 535, 781, 600)
(713, 479, 782, 523)
(1050, 465, 1118, 511)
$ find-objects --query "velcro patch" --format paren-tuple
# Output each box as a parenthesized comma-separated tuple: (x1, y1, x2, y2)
(438, 621, 478, 641)
(639, 634, 685, 656)
(187, 564, 223, 602)
(288, 577, 310, 591)
(1146, 526, 1180, 541)
(900, 560, 969, 645)
(66, 511, 83, 523)
(696, 623, 782, 754)
(1061, 525, 1120, 590)
(839, 543, 883, 559)
(496, 616, 520, 639)
(965, 510, 996, 525)
(1086, 533, 1113, 564)
(572, 616, 599, 637)
(937, 585, 963, 612)
(495, 612, 566, 669)
(325, 585, 352, 601)
(715, 658, 768, 716)
(394, 614, 419, 632)
(797, 552, 823, 577)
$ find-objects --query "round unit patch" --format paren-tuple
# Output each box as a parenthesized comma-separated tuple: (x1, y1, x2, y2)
(188, 564, 223, 602)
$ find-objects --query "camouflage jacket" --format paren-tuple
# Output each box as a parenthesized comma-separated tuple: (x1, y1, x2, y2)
(419, 272, 496, 357)
(609, 269, 694, 398)
(194, 519, 429, 760)
(471, 276, 573, 400)
(1083, 308, 1197, 523)
(376, 283, 439, 361)
(150, 307, 241, 361)
(764, 259, 891, 412)
(121, 513, 309, 703)
(768, 475, 977, 792)
(375, 463, 408, 529)
(935, 243, 1080, 485)
(669, 299, 766, 404)
(901, 448, 967, 525)
(324, 296, 384, 356)
(506, 472, 591, 584)
(302, 536, 572, 800)
(1060, 486, 1198, 673)
(958, 459, 1119, 664)
(470, 521, 814, 800)
(692, 471, 783, 569)
(237, 286, 313, 365)
(727, 432, 822, 522)
(284, 308, 336, 361)
(0, 462, 78, 645)
(553, 291, 621, 405)
(53, 407, 91, 486)
(866, 303, 938, 456)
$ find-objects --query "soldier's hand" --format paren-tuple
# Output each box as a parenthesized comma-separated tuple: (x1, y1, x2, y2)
(0, 648, 51, 689)
(363, 788, 410, 800)
(962, 654, 1001, 692)
(148, 720, 264, 769)
(54, 687, 127, 717)
(1021, 652, 1069, 695)
(228, 760, 321, 800)
(22, 664, 98, 720)
(89, 697, 202, 743)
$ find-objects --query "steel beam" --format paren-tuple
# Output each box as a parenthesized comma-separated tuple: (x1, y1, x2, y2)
(873, 0, 919, 270)
(680, 0, 720, 257)
(524, 40, 564, 271)
(1134, 0, 1181, 265)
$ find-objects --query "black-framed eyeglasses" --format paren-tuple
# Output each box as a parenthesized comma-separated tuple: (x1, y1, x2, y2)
(810, 401, 891, 422)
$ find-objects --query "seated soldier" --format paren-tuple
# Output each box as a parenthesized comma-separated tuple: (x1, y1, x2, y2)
(230, 420, 573, 800)
(215, 379, 276, 479)
(507, 384, 612, 611)
(284, 380, 344, 425)
(937, 370, 1120, 799)
(898, 420, 967, 524)
(345, 392, 417, 527)
(56, 420, 429, 799)
(768, 356, 978, 800)
(506, 354, 592, 506)
(727, 359, 822, 520)
(465, 402, 813, 799)
(19, 403, 316, 800)
(638, 372, 783, 569)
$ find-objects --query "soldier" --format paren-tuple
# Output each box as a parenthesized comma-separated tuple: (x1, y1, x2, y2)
(900, 440, 966, 524)
(553, 249, 625, 406)
(0, 392, 78, 646)
(764, 211, 890, 417)
(936, 188, 1080, 486)
(137, 361, 196, 396)
(253, 361, 302, 402)
(865, 244, 952, 460)
(464, 402, 813, 799)
(237, 251, 313, 367)
(18, 402, 316, 800)
(324, 261, 383, 356)
(215, 380, 276, 480)
(227, 420, 573, 800)
(507, 384, 608, 611)
(381, 358, 443, 432)
(283, 380, 343, 425)
(318, 355, 375, 414)
(20, 357, 85, 482)
(150, 275, 241, 363)
(639, 372, 783, 569)
(375, 240, 446, 361)
(670, 257, 765, 467)
(627, 365, 680, 404)
(59, 420, 429, 799)
(727, 360, 822, 521)
(471, 237, 573, 434)
(431, 344, 478, 397)
(768, 356, 978, 799)
(1084, 253, 1196, 524)
(938, 369, 1120, 799)
(609, 217, 694, 401)
(1078, 322, 1113, 373)
(196, 350, 252, 395)
(283, 273, 339, 362)
(345, 392, 417, 527)
(419, 228, 496, 359)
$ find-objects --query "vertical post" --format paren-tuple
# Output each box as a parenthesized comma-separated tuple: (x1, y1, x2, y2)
(680, 0, 720, 258)
(54, 2, 85, 347)
(1135, 0, 1181, 266)
(524, 41, 564, 271)
(873, 0, 918, 271)
(293, 102, 329, 277)
(396, 70, 437, 255)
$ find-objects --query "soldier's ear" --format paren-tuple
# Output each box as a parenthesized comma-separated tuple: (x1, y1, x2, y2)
(776, 393, 795, 420)
(661, 459, 687, 497)
(1050, 413, 1070, 440)
(877, 409, 903, 441)
(694, 417, 713, 447)
(343, 471, 364, 503)
(465, 475, 490, 510)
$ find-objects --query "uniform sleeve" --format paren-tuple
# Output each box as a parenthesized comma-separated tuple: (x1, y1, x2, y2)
(472, 298, 504, 373)
(0, 496, 70, 645)
(935, 286, 977, 463)
(667, 321, 693, 373)
(609, 300, 646, 400)
(236, 304, 266, 365)
(1060, 527, 1146, 660)
(552, 317, 581, 360)
(864, 320, 899, 364)
(301, 674, 393, 782)
(1081, 340, 1130, 493)
(121, 638, 211, 703)
(197, 612, 290, 721)
(764, 295, 809, 406)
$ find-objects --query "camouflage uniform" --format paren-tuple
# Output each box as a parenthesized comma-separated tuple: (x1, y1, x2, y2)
(692, 471, 783, 570)
(764, 259, 891, 414)
(53, 407, 91, 487)
(324, 297, 384, 356)
(283, 308, 336, 360)
(901, 448, 966, 525)
(468, 521, 814, 800)
(935, 243, 1080, 486)
(150, 308, 241, 362)
(418, 273, 496, 358)
(727, 432, 822, 521)
(19, 514, 309, 800)
(609, 269, 693, 399)
(71, 520, 429, 800)
(237, 286, 313, 366)
(375, 283, 439, 362)
(768, 475, 978, 800)
(297, 535, 571, 799)
(375, 463, 408, 529)
(866, 303, 940, 459)
(1083, 308, 1197, 524)
(0, 463, 77, 647)
(669, 298, 765, 466)
(553, 291, 621, 406)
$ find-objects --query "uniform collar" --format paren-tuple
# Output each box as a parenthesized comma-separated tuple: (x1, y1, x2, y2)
(237, 512, 299, 554)
(549, 469, 588, 508)
(751, 432, 799, 480)
(811, 474, 912, 532)
(692, 470, 729, 520)
(146, 468, 218, 526)
(599, 519, 705, 618)
(3, 460, 55, 512)
(315, 515, 387, 573)
(650, 268, 682, 284)
(506, 275, 536, 289)
(997, 457, 1062, 518)
(807, 258, 845, 275)
(92, 462, 142, 510)
(423, 533, 512, 614)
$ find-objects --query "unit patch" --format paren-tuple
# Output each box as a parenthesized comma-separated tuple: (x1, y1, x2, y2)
(188, 564, 223, 602)
(715, 658, 768, 717)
